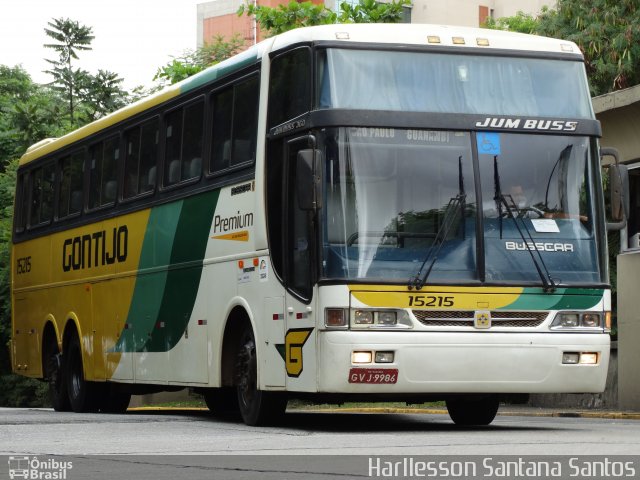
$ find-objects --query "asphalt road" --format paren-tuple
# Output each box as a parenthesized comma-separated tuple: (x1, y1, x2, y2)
(1, 407, 639, 479)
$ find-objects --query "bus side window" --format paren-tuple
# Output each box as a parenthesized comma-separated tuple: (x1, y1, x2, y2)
(124, 118, 158, 199)
(89, 136, 119, 209)
(29, 162, 55, 227)
(210, 74, 259, 175)
(58, 150, 85, 219)
(14, 173, 27, 233)
(268, 47, 311, 128)
(210, 86, 233, 173)
(164, 99, 204, 187)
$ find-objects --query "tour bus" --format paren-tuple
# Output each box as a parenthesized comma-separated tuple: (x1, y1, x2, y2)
(11, 24, 620, 426)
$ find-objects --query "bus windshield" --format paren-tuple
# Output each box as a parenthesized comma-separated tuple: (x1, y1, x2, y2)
(317, 49, 593, 119)
(320, 127, 602, 285)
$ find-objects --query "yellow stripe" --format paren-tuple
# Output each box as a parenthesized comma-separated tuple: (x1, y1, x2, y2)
(349, 285, 524, 310)
(19, 87, 180, 166)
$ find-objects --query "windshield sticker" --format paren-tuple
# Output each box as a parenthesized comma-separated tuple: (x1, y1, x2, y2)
(531, 219, 560, 233)
(477, 132, 501, 155)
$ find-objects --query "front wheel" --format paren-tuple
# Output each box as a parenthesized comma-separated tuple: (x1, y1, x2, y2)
(446, 395, 500, 426)
(235, 327, 287, 426)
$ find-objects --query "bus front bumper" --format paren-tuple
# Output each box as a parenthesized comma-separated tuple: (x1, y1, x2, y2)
(317, 331, 610, 394)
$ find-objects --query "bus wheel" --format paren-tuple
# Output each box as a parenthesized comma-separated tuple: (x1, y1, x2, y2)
(65, 335, 99, 413)
(235, 327, 286, 426)
(203, 387, 239, 417)
(43, 339, 70, 411)
(446, 395, 500, 426)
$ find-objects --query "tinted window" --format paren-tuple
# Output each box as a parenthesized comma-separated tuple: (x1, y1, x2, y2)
(124, 119, 158, 198)
(89, 136, 119, 209)
(164, 99, 204, 186)
(210, 75, 259, 174)
(29, 162, 55, 227)
(58, 151, 85, 218)
(268, 48, 311, 128)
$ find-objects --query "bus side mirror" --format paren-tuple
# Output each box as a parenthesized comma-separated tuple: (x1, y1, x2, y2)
(602, 147, 629, 231)
(296, 149, 323, 211)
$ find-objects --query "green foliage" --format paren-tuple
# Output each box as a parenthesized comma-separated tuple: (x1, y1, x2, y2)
(238, 1, 336, 36)
(154, 35, 246, 85)
(238, 0, 410, 37)
(44, 17, 96, 125)
(339, 0, 409, 23)
(484, 1, 640, 96)
(482, 10, 539, 34)
(535, 0, 640, 95)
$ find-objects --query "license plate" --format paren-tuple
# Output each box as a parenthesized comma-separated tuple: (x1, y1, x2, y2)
(348, 368, 398, 384)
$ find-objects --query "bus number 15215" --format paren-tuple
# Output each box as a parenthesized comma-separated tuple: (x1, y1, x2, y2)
(408, 295, 454, 307)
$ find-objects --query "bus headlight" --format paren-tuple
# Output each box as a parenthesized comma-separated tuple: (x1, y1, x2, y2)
(551, 312, 602, 330)
(350, 309, 412, 329)
(354, 310, 374, 325)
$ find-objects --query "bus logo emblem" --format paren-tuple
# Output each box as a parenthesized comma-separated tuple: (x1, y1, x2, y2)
(474, 311, 491, 329)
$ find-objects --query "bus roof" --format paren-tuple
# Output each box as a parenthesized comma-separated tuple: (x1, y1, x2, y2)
(19, 23, 582, 167)
(270, 23, 582, 56)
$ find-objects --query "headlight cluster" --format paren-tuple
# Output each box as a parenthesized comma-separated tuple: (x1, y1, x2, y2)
(325, 308, 412, 329)
(551, 312, 603, 330)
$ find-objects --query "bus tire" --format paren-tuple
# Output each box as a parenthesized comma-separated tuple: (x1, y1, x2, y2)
(204, 387, 240, 417)
(235, 327, 287, 426)
(43, 336, 70, 411)
(65, 334, 99, 413)
(446, 395, 500, 426)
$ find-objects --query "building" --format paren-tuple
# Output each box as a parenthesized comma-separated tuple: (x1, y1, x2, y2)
(197, 0, 555, 48)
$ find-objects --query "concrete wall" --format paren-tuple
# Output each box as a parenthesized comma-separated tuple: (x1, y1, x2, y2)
(617, 253, 640, 409)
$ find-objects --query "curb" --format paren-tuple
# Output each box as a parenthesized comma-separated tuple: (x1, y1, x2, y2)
(127, 406, 640, 420)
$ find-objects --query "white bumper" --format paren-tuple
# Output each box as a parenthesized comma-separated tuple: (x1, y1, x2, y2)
(317, 331, 609, 394)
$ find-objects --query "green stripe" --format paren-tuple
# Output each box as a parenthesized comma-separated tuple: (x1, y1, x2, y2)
(144, 190, 220, 352)
(113, 189, 220, 353)
(180, 48, 259, 94)
(502, 287, 604, 310)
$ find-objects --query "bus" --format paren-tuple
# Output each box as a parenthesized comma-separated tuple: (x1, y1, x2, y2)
(11, 24, 617, 426)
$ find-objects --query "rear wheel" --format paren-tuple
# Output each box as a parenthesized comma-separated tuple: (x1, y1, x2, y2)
(43, 338, 70, 411)
(235, 327, 286, 426)
(446, 395, 500, 426)
(66, 334, 99, 413)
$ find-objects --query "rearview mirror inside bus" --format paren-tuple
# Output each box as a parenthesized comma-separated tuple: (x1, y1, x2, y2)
(296, 149, 322, 211)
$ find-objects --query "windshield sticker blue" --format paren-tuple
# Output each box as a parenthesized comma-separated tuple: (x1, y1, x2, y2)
(477, 132, 501, 155)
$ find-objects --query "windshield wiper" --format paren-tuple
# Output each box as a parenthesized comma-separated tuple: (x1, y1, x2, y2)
(493, 156, 556, 293)
(409, 156, 466, 290)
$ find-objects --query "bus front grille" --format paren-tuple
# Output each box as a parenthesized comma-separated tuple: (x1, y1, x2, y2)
(412, 310, 548, 328)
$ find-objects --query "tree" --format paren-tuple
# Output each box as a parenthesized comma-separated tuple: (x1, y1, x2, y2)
(484, 0, 640, 96)
(154, 35, 246, 85)
(78, 70, 129, 121)
(238, 0, 410, 37)
(44, 17, 95, 125)
(482, 10, 539, 34)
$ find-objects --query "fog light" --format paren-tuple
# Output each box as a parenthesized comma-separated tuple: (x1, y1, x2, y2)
(326, 308, 347, 327)
(354, 310, 374, 325)
(581, 313, 600, 328)
(352, 351, 372, 364)
(377, 312, 397, 325)
(562, 352, 580, 364)
(559, 313, 579, 327)
(375, 351, 394, 363)
(579, 352, 598, 365)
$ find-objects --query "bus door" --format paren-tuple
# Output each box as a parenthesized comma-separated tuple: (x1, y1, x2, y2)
(283, 137, 318, 391)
